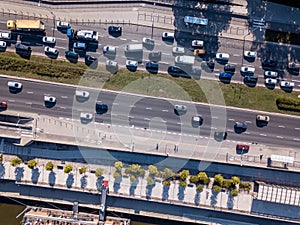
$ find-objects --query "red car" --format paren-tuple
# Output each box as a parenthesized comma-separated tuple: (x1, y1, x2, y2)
(0, 101, 7, 110)
(236, 144, 249, 152)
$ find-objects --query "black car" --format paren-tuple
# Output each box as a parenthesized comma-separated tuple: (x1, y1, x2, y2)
(145, 61, 158, 74)
(85, 55, 98, 67)
(262, 59, 277, 69)
(167, 66, 189, 78)
(244, 75, 258, 83)
(95, 103, 108, 114)
(224, 64, 235, 73)
(202, 60, 215, 72)
(108, 26, 122, 37)
(15, 43, 31, 57)
(149, 51, 161, 62)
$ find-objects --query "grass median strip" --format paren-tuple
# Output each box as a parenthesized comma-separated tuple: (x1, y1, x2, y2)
(1, 52, 299, 116)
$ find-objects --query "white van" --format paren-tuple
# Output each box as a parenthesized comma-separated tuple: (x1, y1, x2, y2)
(124, 44, 143, 53)
(175, 56, 195, 66)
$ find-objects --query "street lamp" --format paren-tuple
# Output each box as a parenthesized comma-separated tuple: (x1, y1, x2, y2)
(38, 0, 41, 7)
(151, 3, 156, 39)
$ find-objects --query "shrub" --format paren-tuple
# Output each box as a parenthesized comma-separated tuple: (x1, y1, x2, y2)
(146, 176, 154, 185)
(130, 174, 136, 183)
(240, 182, 252, 191)
(27, 159, 37, 169)
(276, 96, 300, 112)
(125, 167, 131, 175)
(213, 185, 221, 193)
(114, 161, 123, 171)
(148, 165, 159, 177)
(179, 170, 190, 180)
(214, 174, 224, 186)
(231, 188, 238, 197)
(189, 175, 199, 183)
(113, 171, 121, 179)
(95, 168, 104, 177)
(45, 161, 54, 171)
(203, 177, 211, 185)
(79, 167, 87, 175)
(163, 180, 171, 186)
(11, 157, 22, 167)
(179, 180, 187, 188)
(64, 164, 73, 174)
(222, 179, 234, 189)
(138, 167, 145, 177)
(125, 164, 145, 178)
(163, 168, 174, 180)
(232, 176, 240, 185)
(196, 184, 203, 192)
(198, 171, 208, 180)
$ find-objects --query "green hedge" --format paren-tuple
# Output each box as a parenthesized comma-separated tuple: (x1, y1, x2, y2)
(276, 96, 300, 112)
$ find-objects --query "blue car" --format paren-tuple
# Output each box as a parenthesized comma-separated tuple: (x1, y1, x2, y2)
(219, 72, 233, 80)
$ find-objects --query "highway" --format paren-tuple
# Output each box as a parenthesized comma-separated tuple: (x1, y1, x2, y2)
(1, 76, 300, 150)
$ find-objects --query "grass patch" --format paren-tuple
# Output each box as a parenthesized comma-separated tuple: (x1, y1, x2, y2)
(1, 52, 300, 116)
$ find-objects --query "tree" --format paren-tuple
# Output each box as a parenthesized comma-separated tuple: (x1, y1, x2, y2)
(148, 165, 159, 177)
(179, 180, 187, 188)
(64, 164, 73, 174)
(11, 157, 22, 167)
(179, 170, 190, 180)
(130, 174, 136, 183)
(146, 176, 154, 186)
(214, 174, 224, 186)
(213, 185, 221, 193)
(95, 168, 104, 177)
(45, 161, 54, 171)
(189, 175, 199, 183)
(113, 171, 121, 179)
(203, 177, 211, 185)
(125, 167, 131, 175)
(114, 161, 123, 171)
(232, 176, 240, 185)
(138, 167, 145, 177)
(163, 180, 171, 186)
(79, 167, 87, 175)
(27, 159, 37, 169)
(196, 184, 203, 192)
(198, 171, 208, 181)
(222, 179, 233, 189)
(231, 188, 239, 197)
(163, 168, 174, 180)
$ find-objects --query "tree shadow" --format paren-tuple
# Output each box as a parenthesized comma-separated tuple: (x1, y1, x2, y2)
(227, 193, 234, 209)
(146, 183, 156, 200)
(177, 186, 185, 201)
(15, 167, 24, 182)
(80, 175, 88, 189)
(113, 176, 122, 193)
(96, 176, 104, 191)
(0, 163, 5, 179)
(162, 185, 170, 201)
(210, 190, 218, 206)
(48, 171, 56, 187)
(129, 180, 138, 196)
(31, 168, 40, 184)
(194, 190, 201, 205)
(66, 174, 74, 188)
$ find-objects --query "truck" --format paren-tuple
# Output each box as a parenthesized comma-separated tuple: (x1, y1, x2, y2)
(174, 55, 195, 66)
(124, 44, 143, 53)
(67, 29, 98, 42)
(184, 16, 208, 26)
(6, 20, 45, 31)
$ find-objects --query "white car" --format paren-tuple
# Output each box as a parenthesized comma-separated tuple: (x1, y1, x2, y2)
(162, 32, 174, 40)
(142, 37, 154, 46)
(265, 78, 277, 85)
(44, 46, 59, 55)
(8, 81, 22, 89)
(75, 90, 90, 100)
(244, 51, 256, 59)
(103, 45, 116, 54)
(126, 60, 138, 68)
(216, 53, 229, 61)
(80, 112, 93, 122)
(172, 47, 185, 55)
(106, 60, 118, 68)
(56, 21, 70, 29)
(0, 41, 6, 48)
(240, 66, 255, 75)
(44, 96, 56, 103)
(264, 71, 278, 78)
(42, 36, 56, 44)
(0, 32, 11, 39)
(256, 115, 270, 122)
(191, 40, 204, 48)
(280, 81, 295, 88)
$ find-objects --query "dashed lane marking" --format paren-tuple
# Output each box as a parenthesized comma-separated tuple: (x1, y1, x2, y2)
(295, 128, 300, 130)
(278, 125, 285, 128)
(27, 91, 34, 94)
(276, 136, 283, 139)
(146, 107, 152, 110)
(228, 118, 235, 121)
(25, 102, 32, 105)
(293, 138, 300, 141)
(160, 62, 169, 65)
(120, 38, 127, 41)
(259, 133, 267, 136)
(162, 109, 168, 112)
(61, 96, 68, 98)
(162, 53, 171, 56)
(8, 100, 15, 102)
(131, 39, 139, 42)
(144, 118, 150, 120)
(233, 54, 240, 57)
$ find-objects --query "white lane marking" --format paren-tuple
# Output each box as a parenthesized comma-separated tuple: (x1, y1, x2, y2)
(259, 133, 267, 136)
(292, 80, 298, 82)
(146, 107, 152, 110)
(162, 109, 168, 112)
(278, 125, 285, 128)
(113, 102, 119, 105)
(214, 69, 220, 72)
(244, 132, 250, 134)
(131, 39, 139, 42)
(61, 96, 68, 98)
(212, 116, 218, 119)
(27, 91, 34, 94)
(245, 121, 252, 123)
(233, 54, 240, 57)
(214, 73, 219, 76)
(98, 43, 102, 46)
(144, 118, 150, 120)
(160, 62, 169, 65)
(156, 43, 161, 45)
(56, 46, 67, 50)
(177, 122, 182, 125)
(293, 138, 300, 141)
(295, 128, 300, 130)
(276, 136, 283, 139)
(55, 37, 67, 41)
(227, 129, 234, 132)
(60, 106, 66, 109)
(228, 118, 235, 121)
(26, 102, 32, 105)
(8, 100, 15, 102)
(129, 105, 136, 108)
(162, 53, 171, 56)
(120, 38, 127, 41)
(231, 62, 238, 65)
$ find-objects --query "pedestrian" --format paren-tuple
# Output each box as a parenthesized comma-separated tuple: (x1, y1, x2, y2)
(156, 144, 159, 151)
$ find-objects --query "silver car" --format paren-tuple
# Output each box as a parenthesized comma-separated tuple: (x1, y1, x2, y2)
(264, 71, 278, 78)
(42, 36, 56, 44)
(44, 46, 59, 55)
(172, 47, 185, 55)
